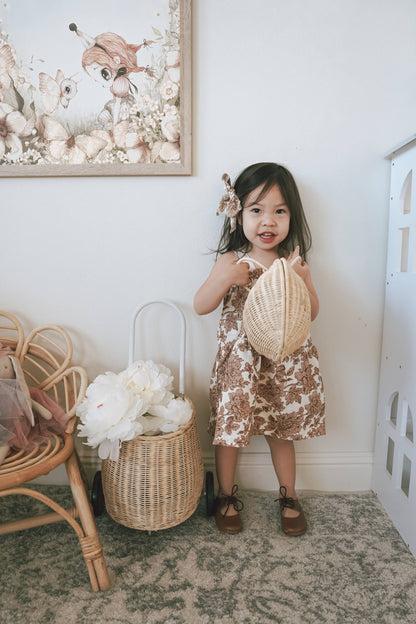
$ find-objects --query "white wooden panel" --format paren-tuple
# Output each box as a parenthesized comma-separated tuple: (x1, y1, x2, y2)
(373, 146, 416, 556)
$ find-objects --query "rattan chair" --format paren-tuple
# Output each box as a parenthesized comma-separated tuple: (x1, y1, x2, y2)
(0, 311, 110, 592)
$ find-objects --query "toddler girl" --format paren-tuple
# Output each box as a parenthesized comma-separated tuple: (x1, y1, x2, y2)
(194, 162, 325, 535)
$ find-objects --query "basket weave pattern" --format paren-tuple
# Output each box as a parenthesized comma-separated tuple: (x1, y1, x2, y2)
(243, 258, 311, 362)
(101, 405, 203, 531)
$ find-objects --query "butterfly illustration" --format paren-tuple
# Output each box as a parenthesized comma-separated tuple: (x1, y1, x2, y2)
(38, 70, 78, 113)
(41, 115, 107, 164)
(0, 44, 15, 89)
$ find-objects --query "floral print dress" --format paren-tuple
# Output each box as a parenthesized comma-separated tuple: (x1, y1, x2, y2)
(209, 256, 325, 447)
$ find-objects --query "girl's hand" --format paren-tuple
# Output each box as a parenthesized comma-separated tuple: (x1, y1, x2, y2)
(287, 246, 301, 266)
(287, 247, 320, 321)
(291, 258, 312, 284)
(287, 246, 310, 281)
(225, 256, 251, 287)
(194, 252, 249, 315)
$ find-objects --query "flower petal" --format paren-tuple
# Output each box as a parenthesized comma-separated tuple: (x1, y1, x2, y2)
(0, 102, 14, 117)
(75, 134, 107, 159)
(48, 140, 67, 160)
(42, 115, 69, 141)
(126, 145, 151, 164)
(159, 141, 180, 163)
(67, 145, 87, 164)
(6, 110, 26, 136)
(5, 133, 23, 160)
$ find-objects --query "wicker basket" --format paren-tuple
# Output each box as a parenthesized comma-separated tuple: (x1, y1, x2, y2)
(242, 257, 311, 362)
(101, 300, 204, 532)
(102, 403, 203, 531)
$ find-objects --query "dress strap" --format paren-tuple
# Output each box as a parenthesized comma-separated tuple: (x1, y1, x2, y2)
(237, 254, 302, 270)
(236, 255, 268, 271)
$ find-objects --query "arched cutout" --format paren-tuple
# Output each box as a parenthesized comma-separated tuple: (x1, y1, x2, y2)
(406, 405, 414, 443)
(389, 392, 399, 427)
(400, 169, 412, 215)
(401, 455, 411, 497)
(386, 437, 395, 475)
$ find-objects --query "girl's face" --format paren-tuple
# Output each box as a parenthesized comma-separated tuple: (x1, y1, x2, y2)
(85, 62, 116, 88)
(242, 184, 290, 254)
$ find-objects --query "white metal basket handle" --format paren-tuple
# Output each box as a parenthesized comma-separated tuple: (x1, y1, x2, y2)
(128, 299, 186, 396)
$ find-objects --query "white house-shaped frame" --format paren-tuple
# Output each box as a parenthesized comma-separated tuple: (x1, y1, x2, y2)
(373, 135, 416, 556)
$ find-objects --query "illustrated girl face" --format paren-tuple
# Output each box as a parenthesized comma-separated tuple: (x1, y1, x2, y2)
(82, 45, 120, 88)
(72, 26, 147, 99)
(84, 60, 116, 88)
(241, 184, 290, 252)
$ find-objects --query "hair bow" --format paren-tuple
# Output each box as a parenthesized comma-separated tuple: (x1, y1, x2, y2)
(216, 173, 242, 232)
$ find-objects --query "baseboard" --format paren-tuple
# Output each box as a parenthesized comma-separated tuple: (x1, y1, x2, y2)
(32, 449, 374, 492)
(30, 445, 100, 487)
(203, 450, 374, 492)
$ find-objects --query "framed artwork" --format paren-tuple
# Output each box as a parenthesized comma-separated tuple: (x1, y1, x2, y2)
(0, 0, 191, 176)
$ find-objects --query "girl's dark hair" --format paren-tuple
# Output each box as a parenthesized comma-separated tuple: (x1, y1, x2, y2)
(215, 162, 312, 260)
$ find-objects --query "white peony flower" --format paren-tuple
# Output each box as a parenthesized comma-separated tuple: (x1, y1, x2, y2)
(136, 414, 166, 435)
(119, 360, 174, 409)
(77, 371, 146, 460)
(77, 361, 192, 460)
(160, 422, 180, 433)
(151, 397, 193, 430)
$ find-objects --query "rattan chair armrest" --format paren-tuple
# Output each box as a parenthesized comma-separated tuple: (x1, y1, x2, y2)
(20, 325, 73, 389)
(42, 365, 88, 425)
(65, 415, 77, 435)
(0, 310, 25, 357)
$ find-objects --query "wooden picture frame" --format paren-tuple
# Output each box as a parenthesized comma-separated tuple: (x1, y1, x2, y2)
(0, 0, 191, 176)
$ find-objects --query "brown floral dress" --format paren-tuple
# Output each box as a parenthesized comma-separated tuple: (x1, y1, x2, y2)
(209, 256, 325, 447)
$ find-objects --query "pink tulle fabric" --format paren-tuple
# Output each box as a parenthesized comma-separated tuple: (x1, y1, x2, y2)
(0, 343, 69, 452)
(0, 378, 33, 447)
(9, 387, 68, 450)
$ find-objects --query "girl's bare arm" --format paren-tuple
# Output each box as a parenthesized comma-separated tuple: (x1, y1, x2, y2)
(194, 253, 250, 315)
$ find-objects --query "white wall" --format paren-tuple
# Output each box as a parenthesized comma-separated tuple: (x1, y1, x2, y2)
(3, 0, 416, 490)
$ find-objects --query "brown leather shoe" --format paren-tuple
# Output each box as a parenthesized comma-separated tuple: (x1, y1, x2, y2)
(214, 485, 244, 534)
(215, 509, 243, 534)
(277, 486, 307, 536)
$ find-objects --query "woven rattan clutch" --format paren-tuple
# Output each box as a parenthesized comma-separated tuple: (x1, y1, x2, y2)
(242, 257, 311, 361)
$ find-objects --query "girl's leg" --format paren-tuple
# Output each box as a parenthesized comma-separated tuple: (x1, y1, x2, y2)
(215, 444, 239, 516)
(265, 437, 299, 518)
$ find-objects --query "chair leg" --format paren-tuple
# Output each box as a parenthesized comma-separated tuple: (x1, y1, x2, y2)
(65, 451, 111, 591)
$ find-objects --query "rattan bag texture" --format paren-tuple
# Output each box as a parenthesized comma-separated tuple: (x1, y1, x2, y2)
(101, 300, 204, 532)
(242, 258, 311, 362)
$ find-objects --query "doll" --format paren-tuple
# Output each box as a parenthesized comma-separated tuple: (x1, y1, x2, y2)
(0, 343, 67, 466)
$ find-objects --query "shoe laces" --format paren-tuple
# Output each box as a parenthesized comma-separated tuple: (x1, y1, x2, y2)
(218, 484, 244, 517)
(275, 485, 296, 510)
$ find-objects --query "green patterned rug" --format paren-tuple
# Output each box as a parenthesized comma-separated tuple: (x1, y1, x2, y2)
(1, 487, 415, 624)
